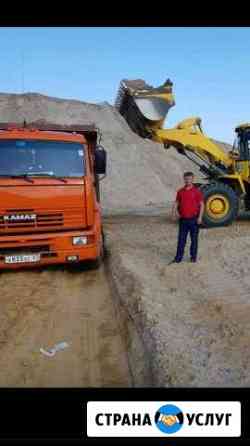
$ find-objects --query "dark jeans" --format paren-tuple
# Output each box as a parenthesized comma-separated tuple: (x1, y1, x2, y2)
(175, 217, 199, 262)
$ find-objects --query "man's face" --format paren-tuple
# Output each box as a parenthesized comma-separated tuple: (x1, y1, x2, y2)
(184, 175, 193, 186)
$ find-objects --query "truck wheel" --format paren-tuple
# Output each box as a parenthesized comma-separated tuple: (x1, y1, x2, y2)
(199, 182, 239, 227)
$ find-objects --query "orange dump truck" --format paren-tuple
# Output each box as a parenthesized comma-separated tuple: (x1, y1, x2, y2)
(0, 122, 107, 269)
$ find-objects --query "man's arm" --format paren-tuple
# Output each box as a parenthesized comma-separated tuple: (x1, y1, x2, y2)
(172, 193, 179, 220)
(172, 201, 178, 217)
(198, 200, 204, 224)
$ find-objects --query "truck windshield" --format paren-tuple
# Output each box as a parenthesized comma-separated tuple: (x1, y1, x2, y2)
(0, 139, 85, 177)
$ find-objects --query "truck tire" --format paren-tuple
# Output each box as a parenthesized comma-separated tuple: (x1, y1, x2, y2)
(199, 182, 239, 227)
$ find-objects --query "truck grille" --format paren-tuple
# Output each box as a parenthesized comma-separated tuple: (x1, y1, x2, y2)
(37, 213, 64, 227)
(0, 212, 64, 229)
(0, 208, 86, 234)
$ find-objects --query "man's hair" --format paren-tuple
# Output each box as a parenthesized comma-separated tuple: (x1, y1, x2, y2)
(183, 171, 194, 178)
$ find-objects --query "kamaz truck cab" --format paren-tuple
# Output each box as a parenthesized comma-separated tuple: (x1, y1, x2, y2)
(0, 122, 107, 269)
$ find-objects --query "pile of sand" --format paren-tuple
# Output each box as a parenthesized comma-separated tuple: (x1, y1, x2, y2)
(0, 91, 223, 210)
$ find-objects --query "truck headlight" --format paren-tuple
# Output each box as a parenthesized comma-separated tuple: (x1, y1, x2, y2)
(72, 236, 88, 246)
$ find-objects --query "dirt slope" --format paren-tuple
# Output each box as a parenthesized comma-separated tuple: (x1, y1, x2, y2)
(105, 212, 250, 387)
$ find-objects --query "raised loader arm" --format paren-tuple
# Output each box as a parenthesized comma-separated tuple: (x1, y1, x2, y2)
(115, 78, 233, 175)
(156, 117, 233, 173)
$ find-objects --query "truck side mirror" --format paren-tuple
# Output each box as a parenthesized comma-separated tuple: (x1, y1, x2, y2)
(94, 146, 107, 175)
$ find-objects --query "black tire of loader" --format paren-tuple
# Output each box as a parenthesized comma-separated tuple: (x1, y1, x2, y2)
(199, 182, 239, 228)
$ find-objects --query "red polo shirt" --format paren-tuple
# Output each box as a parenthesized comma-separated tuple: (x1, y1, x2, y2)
(176, 185, 204, 218)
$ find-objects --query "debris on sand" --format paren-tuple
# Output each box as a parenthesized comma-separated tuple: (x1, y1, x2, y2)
(40, 341, 69, 357)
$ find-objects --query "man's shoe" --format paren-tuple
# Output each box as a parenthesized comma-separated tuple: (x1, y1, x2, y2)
(190, 258, 197, 263)
(168, 259, 181, 265)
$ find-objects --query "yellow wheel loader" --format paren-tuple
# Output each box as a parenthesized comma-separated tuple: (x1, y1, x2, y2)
(115, 78, 250, 227)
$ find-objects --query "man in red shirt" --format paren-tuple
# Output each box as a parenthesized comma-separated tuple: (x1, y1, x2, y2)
(170, 171, 204, 264)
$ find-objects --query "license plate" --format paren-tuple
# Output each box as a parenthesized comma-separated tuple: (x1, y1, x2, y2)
(5, 254, 41, 264)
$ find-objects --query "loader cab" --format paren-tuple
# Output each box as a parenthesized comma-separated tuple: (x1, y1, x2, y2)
(235, 125, 250, 161)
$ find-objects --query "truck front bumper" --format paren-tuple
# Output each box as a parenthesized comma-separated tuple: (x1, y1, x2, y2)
(0, 229, 101, 269)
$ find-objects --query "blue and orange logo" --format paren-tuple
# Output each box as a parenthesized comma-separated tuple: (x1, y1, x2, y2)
(155, 404, 184, 434)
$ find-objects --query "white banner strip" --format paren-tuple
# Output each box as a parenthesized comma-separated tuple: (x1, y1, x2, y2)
(87, 401, 241, 437)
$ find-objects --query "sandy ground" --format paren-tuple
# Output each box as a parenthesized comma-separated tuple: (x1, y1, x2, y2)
(0, 212, 250, 388)
(105, 211, 250, 387)
(0, 264, 131, 387)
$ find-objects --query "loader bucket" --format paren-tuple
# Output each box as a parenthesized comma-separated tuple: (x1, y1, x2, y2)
(115, 78, 175, 138)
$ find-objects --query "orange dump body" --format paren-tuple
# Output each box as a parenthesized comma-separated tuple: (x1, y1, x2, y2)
(0, 123, 102, 269)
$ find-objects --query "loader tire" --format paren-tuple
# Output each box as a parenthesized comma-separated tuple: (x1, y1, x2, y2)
(199, 182, 239, 228)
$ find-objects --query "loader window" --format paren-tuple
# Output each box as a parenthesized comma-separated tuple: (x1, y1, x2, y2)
(237, 132, 250, 161)
(0, 139, 85, 177)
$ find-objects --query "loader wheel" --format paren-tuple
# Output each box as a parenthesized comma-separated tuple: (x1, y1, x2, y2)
(200, 182, 239, 227)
